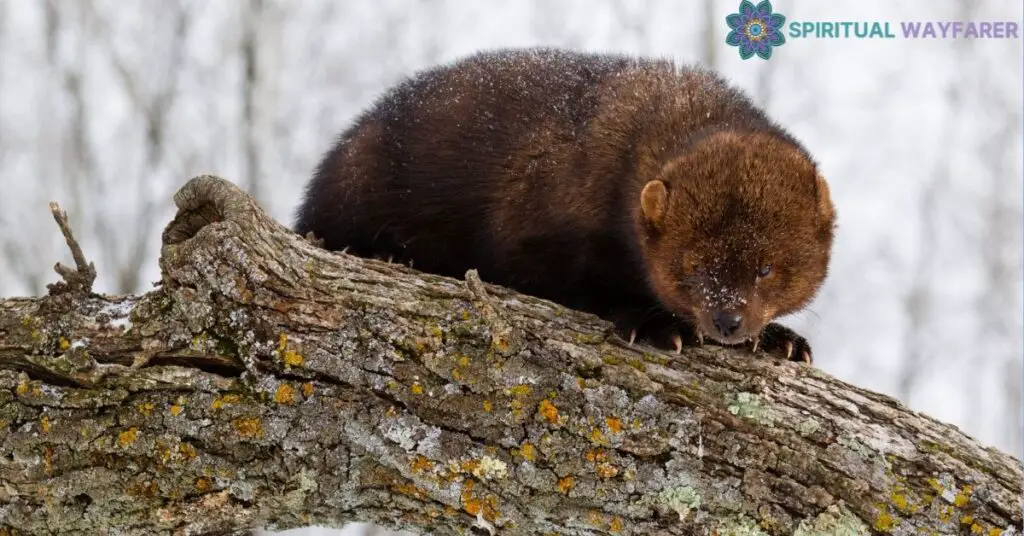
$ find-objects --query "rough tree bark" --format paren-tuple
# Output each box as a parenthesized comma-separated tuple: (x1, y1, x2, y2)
(0, 176, 1020, 536)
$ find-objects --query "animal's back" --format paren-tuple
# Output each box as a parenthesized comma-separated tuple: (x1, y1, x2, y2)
(295, 47, 781, 314)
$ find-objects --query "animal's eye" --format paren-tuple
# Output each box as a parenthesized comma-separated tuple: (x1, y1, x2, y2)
(757, 264, 774, 278)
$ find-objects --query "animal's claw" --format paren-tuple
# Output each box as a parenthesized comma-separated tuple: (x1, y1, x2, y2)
(757, 323, 813, 365)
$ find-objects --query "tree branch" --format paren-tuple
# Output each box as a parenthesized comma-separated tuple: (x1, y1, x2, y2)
(0, 176, 1020, 535)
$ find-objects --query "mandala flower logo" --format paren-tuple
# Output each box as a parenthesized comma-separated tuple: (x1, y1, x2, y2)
(726, 0, 786, 60)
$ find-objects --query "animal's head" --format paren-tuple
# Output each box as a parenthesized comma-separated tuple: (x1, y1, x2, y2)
(636, 130, 835, 345)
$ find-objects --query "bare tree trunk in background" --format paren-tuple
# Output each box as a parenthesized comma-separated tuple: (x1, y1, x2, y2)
(83, 2, 189, 294)
(0, 0, 62, 297)
(976, 71, 1024, 460)
(701, 0, 716, 68)
(0, 176, 1020, 536)
(897, 1, 974, 402)
(611, 0, 652, 54)
(241, 0, 265, 206)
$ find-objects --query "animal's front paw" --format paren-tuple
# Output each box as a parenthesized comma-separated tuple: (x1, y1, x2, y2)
(755, 323, 812, 364)
(613, 311, 702, 354)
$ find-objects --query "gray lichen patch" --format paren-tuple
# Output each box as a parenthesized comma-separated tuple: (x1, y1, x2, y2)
(837, 432, 874, 461)
(727, 392, 778, 426)
(715, 515, 770, 536)
(797, 417, 820, 437)
(658, 485, 702, 520)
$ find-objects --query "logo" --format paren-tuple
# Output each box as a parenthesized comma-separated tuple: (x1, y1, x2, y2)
(726, 0, 786, 60)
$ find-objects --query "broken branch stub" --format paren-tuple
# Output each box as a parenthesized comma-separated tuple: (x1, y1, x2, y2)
(45, 201, 97, 296)
(0, 175, 1019, 536)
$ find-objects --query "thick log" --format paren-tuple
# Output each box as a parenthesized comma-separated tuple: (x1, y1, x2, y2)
(0, 176, 1020, 536)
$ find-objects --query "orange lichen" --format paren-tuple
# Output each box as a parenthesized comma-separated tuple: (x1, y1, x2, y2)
(126, 480, 160, 498)
(538, 400, 559, 424)
(961, 516, 975, 525)
(605, 417, 623, 433)
(585, 449, 608, 462)
(233, 417, 263, 438)
(492, 337, 510, 353)
(989, 528, 1004, 536)
(40, 416, 51, 433)
(155, 442, 173, 465)
(452, 368, 464, 381)
(556, 476, 576, 494)
(510, 397, 526, 417)
(891, 490, 916, 514)
(275, 384, 296, 405)
(954, 485, 973, 507)
(970, 524, 983, 535)
(278, 333, 304, 366)
(283, 349, 303, 367)
(15, 380, 29, 396)
(507, 384, 532, 397)
(609, 517, 623, 533)
(119, 427, 139, 447)
(461, 479, 482, 515)
(392, 482, 430, 500)
(410, 455, 433, 474)
(169, 404, 183, 416)
(874, 511, 895, 532)
(483, 494, 500, 521)
(211, 394, 241, 410)
(519, 442, 536, 462)
(195, 477, 213, 493)
(43, 446, 53, 475)
(178, 442, 198, 461)
(461, 459, 481, 474)
(411, 383, 424, 395)
(590, 427, 607, 445)
(596, 462, 619, 479)
(302, 382, 315, 397)
(138, 402, 156, 416)
(457, 354, 471, 367)
(483, 400, 493, 412)
(59, 337, 70, 350)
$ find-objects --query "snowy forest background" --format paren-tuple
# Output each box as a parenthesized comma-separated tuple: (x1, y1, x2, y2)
(0, 1, 1020, 535)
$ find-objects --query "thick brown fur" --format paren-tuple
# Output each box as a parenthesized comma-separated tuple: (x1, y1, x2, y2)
(295, 47, 836, 361)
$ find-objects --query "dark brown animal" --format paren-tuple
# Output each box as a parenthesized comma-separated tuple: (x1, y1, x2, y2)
(295, 47, 835, 362)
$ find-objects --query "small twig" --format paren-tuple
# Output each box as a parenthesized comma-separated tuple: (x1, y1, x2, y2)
(46, 201, 97, 296)
(464, 269, 519, 356)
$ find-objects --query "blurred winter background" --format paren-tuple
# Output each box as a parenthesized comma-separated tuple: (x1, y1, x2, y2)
(0, 0, 1020, 534)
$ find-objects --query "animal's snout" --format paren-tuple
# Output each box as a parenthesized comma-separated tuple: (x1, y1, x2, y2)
(712, 310, 743, 338)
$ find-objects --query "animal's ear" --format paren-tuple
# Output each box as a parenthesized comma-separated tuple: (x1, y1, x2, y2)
(640, 180, 668, 228)
(815, 174, 835, 225)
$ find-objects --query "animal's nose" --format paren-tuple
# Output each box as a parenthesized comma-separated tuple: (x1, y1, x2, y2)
(713, 311, 743, 337)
